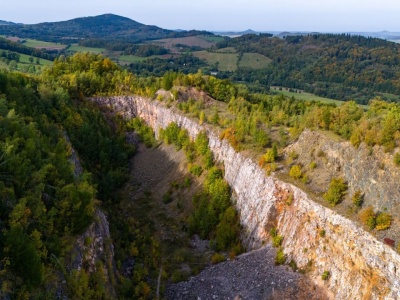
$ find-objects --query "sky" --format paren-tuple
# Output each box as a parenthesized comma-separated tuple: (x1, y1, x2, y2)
(1, 0, 400, 32)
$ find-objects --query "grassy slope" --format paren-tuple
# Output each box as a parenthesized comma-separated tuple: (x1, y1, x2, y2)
(67, 44, 105, 54)
(193, 51, 238, 71)
(270, 86, 348, 106)
(22, 38, 66, 50)
(238, 53, 272, 69)
(19, 53, 52, 65)
(118, 55, 147, 63)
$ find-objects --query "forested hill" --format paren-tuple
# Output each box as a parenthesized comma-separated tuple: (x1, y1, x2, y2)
(0, 14, 213, 43)
(218, 34, 400, 104)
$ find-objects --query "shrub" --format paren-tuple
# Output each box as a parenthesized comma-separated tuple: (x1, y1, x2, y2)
(309, 161, 317, 169)
(272, 235, 283, 248)
(289, 260, 298, 271)
(319, 229, 326, 238)
(323, 178, 347, 206)
(321, 271, 330, 281)
(359, 206, 376, 230)
(220, 127, 239, 150)
(289, 151, 299, 159)
(264, 149, 276, 163)
(195, 131, 209, 156)
(162, 191, 173, 204)
(183, 177, 191, 188)
(275, 247, 286, 265)
(289, 165, 302, 179)
(394, 153, 400, 166)
(352, 190, 363, 208)
(202, 150, 214, 169)
(376, 212, 392, 230)
(211, 253, 226, 264)
(215, 207, 241, 251)
(189, 164, 203, 177)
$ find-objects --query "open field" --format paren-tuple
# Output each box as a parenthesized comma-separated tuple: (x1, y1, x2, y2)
(151, 35, 218, 52)
(22, 39, 66, 50)
(378, 92, 400, 102)
(239, 53, 272, 69)
(270, 86, 351, 106)
(67, 45, 105, 54)
(118, 55, 147, 63)
(19, 53, 52, 65)
(198, 35, 225, 43)
(193, 51, 238, 71)
(215, 47, 236, 53)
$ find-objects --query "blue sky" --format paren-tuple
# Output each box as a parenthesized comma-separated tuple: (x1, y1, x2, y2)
(1, 0, 400, 32)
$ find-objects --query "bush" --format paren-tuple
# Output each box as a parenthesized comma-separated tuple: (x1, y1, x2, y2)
(359, 206, 376, 229)
(275, 247, 286, 265)
(272, 235, 283, 248)
(394, 153, 400, 166)
(189, 164, 203, 177)
(352, 190, 363, 207)
(211, 253, 226, 264)
(162, 191, 173, 204)
(319, 229, 326, 238)
(323, 178, 347, 206)
(376, 212, 391, 230)
(289, 165, 302, 179)
(289, 260, 298, 271)
(321, 271, 330, 280)
(309, 161, 317, 169)
(215, 207, 241, 251)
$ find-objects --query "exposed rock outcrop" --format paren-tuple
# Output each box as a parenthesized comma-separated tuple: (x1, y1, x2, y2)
(285, 128, 400, 216)
(91, 95, 400, 300)
(65, 135, 116, 297)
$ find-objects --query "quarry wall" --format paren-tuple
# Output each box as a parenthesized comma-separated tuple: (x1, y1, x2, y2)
(92, 95, 400, 300)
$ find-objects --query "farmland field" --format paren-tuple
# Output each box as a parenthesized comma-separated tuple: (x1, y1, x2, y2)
(22, 39, 66, 50)
(151, 35, 218, 52)
(118, 55, 147, 64)
(270, 86, 351, 106)
(67, 45, 105, 54)
(193, 51, 238, 71)
(215, 47, 236, 53)
(238, 53, 272, 69)
(198, 35, 225, 43)
(19, 53, 53, 65)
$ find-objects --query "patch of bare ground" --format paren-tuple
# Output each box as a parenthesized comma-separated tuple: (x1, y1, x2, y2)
(165, 245, 330, 300)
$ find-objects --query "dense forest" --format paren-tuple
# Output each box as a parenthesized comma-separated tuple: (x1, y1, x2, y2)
(1, 52, 400, 298)
(215, 33, 400, 104)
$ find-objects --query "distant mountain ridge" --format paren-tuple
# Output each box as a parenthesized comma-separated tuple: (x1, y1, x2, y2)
(0, 20, 17, 25)
(0, 14, 213, 43)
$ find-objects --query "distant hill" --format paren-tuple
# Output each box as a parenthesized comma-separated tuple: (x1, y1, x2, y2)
(0, 14, 213, 43)
(215, 33, 400, 104)
(0, 20, 17, 25)
(213, 29, 263, 37)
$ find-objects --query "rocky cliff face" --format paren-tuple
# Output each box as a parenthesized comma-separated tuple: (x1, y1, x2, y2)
(285, 128, 400, 216)
(65, 135, 116, 297)
(92, 95, 400, 300)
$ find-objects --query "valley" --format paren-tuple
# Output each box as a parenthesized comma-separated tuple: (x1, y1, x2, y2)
(1, 12, 400, 300)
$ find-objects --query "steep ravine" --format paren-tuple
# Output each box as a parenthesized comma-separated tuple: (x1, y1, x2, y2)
(92, 95, 400, 300)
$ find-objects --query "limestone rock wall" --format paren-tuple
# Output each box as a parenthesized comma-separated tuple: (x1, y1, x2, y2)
(285, 128, 400, 216)
(92, 96, 400, 300)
